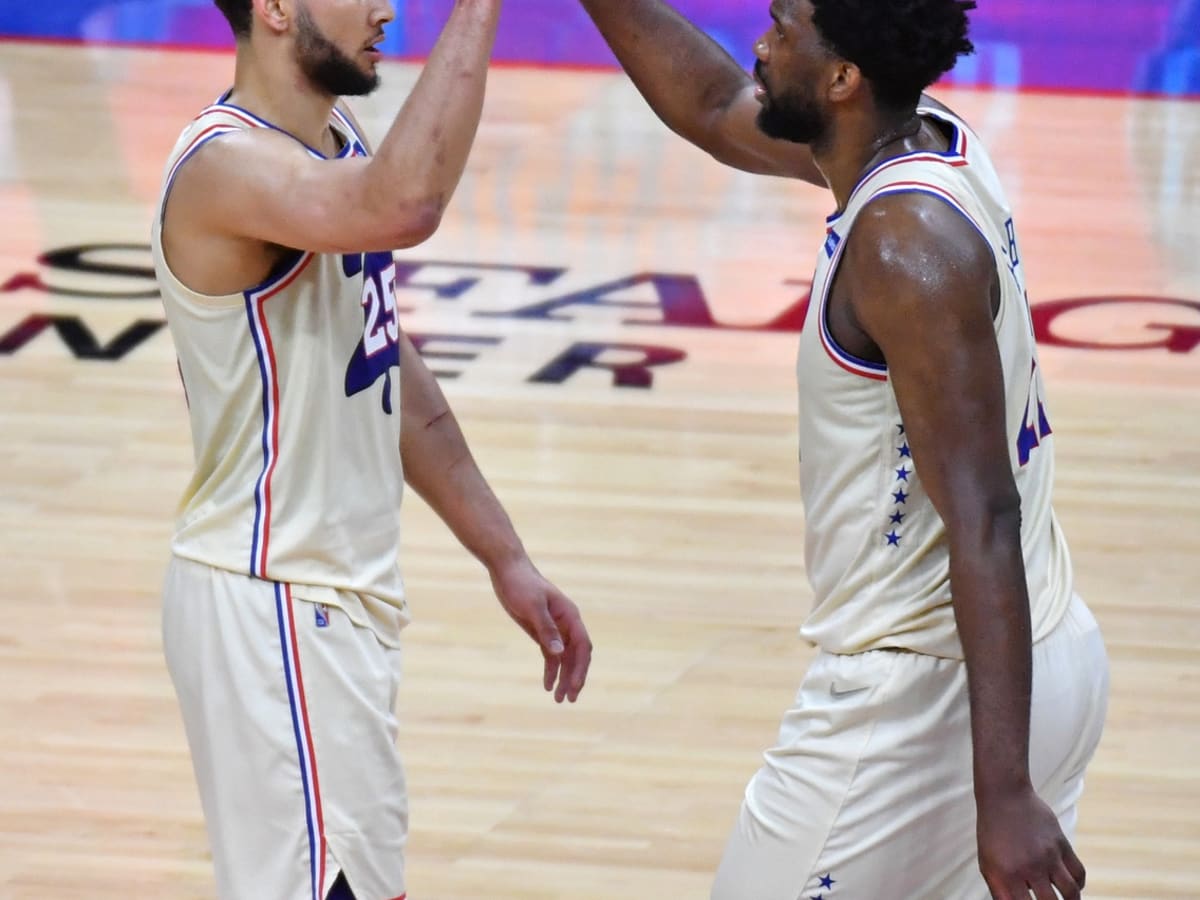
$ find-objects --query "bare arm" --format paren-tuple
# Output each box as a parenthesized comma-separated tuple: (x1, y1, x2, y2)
(397, 332, 592, 702)
(843, 196, 1085, 900)
(170, 0, 501, 255)
(577, 0, 822, 183)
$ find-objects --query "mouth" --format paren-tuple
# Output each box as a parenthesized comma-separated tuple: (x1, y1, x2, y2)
(752, 63, 769, 103)
(363, 33, 384, 60)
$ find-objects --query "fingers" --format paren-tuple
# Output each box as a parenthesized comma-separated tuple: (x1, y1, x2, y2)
(534, 604, 568, 699)
(1061, 841, 1086, 890)
(543, 649, 561, 694)
(1052, 841, 1085, 900)
(558, 615, 593, 702)
(543, 596, 591, 702)
(516, 584, 592, 703)
(985, 858, 1083, 900)
(1050, 860, 1082, 900)
(982, 873, 1013, 900)
(535, 602, 565, 657)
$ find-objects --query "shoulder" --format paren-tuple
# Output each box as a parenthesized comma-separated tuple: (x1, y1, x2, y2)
(173, 125, 312, 187)
(846, 189, 993, 290)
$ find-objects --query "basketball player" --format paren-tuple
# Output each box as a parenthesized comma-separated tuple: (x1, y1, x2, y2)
(574, 0, 1109, 897)
(150, 1, 592, 898)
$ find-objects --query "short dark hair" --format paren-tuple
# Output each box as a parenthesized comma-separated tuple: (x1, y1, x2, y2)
(213, 0, 253, 38)
(810, 0, 975, 109)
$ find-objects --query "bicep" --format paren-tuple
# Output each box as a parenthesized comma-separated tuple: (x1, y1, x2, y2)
(398, 330, 449, 434)
(849, 204, 1016, 528)
(886, 304, 1015, 526)
(707, 85, 824, 185)
(171, 131, 430, 254)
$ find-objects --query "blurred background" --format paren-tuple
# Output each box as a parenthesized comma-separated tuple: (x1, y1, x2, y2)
(3, 0, 1200, 96)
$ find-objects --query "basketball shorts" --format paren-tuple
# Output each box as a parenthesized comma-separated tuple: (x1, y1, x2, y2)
(710, 593, 1109, 900)
(163, 556, 408, 900)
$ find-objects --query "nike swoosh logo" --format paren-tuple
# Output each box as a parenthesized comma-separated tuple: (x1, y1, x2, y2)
(829, 684, 871, 698)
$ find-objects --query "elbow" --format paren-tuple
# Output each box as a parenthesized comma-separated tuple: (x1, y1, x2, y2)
(950, 488, 1023, 546)
(388, 196, 445, 248)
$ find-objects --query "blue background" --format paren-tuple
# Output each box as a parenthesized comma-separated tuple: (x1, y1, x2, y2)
(2, 0, 1199, 96)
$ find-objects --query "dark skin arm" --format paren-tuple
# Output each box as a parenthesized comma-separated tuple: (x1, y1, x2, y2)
(397, 332, 592, 702)
(577, 0, 824, 183)
(837, 195, 1085, 900)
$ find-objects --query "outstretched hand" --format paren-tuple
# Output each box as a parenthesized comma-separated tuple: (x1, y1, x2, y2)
(978, 785, 1086, 900)
(490, 557, 592, 703)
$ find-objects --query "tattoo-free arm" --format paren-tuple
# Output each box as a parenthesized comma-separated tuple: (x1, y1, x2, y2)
(843, 195, 1085, 899)
(577, 0, 823, 182)
(397, 333, 592, 701)
(170, 0, 502, 254)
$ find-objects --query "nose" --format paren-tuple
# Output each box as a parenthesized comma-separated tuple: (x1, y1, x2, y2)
(753, 34, 769, 62)
(371, 0, 395, 27)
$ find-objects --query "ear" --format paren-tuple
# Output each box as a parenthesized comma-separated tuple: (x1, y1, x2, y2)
(253, 0, 292, 35)
(827, 60, 863, 103)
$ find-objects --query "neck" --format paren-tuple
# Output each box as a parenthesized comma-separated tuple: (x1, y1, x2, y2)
(228, 40, 339, 154)
(815, 109, 926, 211)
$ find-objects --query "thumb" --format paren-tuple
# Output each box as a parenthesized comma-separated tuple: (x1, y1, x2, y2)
(536, 606, 565, 656)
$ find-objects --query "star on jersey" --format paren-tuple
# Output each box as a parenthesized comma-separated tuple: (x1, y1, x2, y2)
(883, 424, 912, 549)
(819, 873, 836, 889)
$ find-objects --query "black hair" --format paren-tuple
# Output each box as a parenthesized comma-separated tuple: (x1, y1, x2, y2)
(213, 0, 253, 38)
(810, 0, 976, 109)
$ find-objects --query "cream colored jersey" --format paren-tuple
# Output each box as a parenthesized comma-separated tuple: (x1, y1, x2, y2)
(796, 105, 1073, 658)
(151, 95, 409, 639)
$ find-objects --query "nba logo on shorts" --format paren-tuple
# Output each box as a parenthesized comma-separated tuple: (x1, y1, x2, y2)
(314, 604, 330, 628)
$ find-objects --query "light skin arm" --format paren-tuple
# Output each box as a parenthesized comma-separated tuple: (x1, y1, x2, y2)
(396, 332, 592, 702)
(576, 0, 823, 183)
(841, 196, 1085, 900)
(167, 0, 501, 256)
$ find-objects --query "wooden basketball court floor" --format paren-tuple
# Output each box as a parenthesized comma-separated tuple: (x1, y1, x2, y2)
(1, 42, 1198, 899)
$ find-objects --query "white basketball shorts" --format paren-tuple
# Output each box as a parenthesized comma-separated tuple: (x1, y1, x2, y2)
(710, 593, 1109, 900)
(163, 556, 408, 900)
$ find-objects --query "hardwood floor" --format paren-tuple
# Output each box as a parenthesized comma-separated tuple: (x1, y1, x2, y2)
(0, 43, 1198, 899)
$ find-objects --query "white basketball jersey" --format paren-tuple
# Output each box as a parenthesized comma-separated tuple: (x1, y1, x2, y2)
(797, 105, 1073, 658)
(151, 96, 409, 639)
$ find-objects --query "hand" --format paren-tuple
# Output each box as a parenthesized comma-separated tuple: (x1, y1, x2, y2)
(489, 557, 592, 703)
(977, 785, 1086, 900)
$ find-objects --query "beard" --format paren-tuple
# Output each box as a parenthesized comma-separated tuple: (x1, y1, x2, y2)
(754, 64, 827, 144)
(295, 5, 380, 97)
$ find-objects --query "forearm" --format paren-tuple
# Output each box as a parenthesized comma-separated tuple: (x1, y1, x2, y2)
(404, 415, 526, 572)
(578, 0, 751, 144)
(949, 508, 1035, 801)
(367, 0, 501, 220)
(399, 338, 525, 572)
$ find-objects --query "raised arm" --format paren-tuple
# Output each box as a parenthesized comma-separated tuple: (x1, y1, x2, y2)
(577, 0, 823, 183)
(168, 0, 501, 257)
(396, 332, 592, 703)
(841, 196, 1086, 900)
